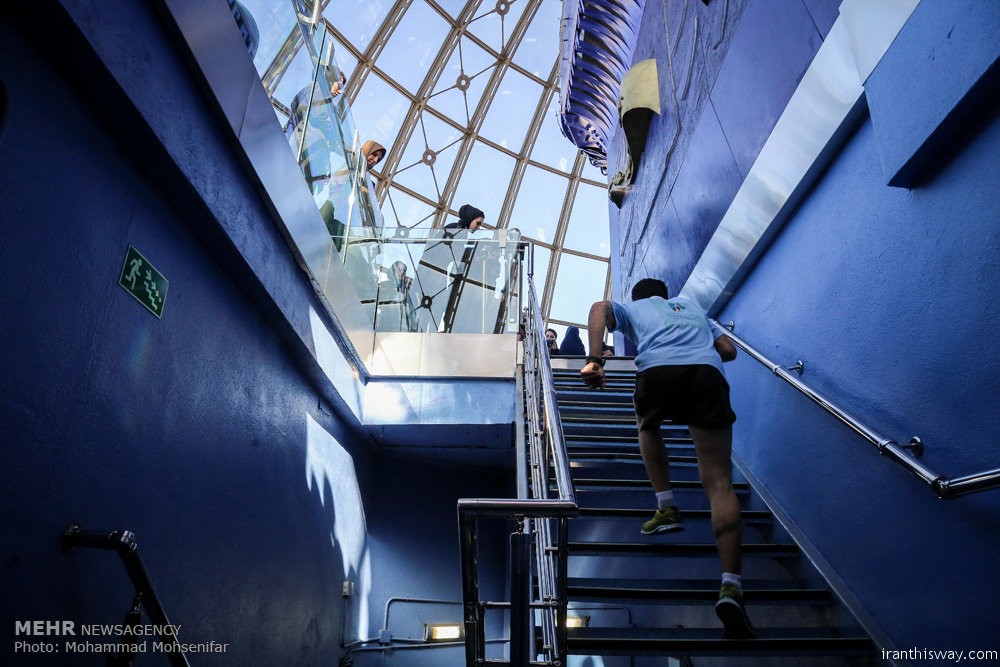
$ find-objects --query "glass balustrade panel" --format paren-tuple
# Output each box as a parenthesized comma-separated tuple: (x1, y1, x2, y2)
(236, 2, 524, 339)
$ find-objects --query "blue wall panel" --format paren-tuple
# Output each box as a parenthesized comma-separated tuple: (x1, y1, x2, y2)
(638, 196, 693, 296)
(709, 0, 824, 178)
(609, 0, 744, 299)
(354, 454, 511, 666)
(801, 0, 842, 39)
(668, 98, 744, 272)
(865, 0, 1000, 186)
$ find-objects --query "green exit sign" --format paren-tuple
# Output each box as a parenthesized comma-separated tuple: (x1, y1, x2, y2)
(118, 246, 168, 318)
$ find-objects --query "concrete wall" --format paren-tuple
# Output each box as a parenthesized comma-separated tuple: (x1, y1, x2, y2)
(607, 0, 1000, 660)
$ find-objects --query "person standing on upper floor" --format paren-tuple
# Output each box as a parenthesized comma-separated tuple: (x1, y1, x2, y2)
(444, 204, 485, 236)
(361, 140, 385, 170)
(579, 278, 753, 639)
(545, 328, 559, 356)
(558, 325, 586, 356)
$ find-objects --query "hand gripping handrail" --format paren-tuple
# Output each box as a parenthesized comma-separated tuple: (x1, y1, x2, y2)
(715, 321, 1000, 499)
(459, 244, 578, 666)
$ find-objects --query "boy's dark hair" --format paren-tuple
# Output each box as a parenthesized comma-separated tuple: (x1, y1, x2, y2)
(631, 278, 669, 301)
(545, 328, 557, 337)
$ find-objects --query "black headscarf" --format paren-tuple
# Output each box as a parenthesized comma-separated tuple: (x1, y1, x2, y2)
(559, 326, 586, 356)
(457, 204, 485, 229)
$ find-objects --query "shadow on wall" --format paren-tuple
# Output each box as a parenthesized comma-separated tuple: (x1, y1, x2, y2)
(305, 414, 372, 643)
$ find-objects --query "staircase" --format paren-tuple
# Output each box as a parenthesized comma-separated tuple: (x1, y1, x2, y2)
(548, 360, 877, 666)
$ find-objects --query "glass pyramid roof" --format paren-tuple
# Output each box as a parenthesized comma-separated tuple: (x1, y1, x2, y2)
(244, 0, 612, 337)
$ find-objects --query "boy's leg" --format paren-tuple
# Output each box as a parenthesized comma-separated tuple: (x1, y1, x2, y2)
(688, 425, 741, 574)
(637, 422, 684, 534)
(690, 424, 754, 638)
(637, 425, 671, 492)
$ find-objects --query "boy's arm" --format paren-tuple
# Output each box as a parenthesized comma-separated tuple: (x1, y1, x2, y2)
(587, 301, 615, 356)
(581, 301, 616, 388)
(714, 334, 737, 362)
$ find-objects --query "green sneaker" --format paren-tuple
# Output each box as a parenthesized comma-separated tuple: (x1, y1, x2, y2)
(640, 506, 684, 535)
(715, 583, 756, 639)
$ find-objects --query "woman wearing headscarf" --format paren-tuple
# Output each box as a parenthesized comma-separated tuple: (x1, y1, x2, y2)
(559, 326, 586, 356)
(361, 140, 386, 169)
(445, 204, 485, 231)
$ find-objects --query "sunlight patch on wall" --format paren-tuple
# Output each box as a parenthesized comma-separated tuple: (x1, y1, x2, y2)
(305, 413, 372, 639)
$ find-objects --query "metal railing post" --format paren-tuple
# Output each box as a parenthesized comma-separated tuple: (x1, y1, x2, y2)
(458, 267, 578, 666)
(509, 525, 532, 665)
(556, 518, 569, 663)
(458, 511, 482, 666)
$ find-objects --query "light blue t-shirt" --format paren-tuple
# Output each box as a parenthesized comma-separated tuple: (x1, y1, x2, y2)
(610, 296, 725, 373)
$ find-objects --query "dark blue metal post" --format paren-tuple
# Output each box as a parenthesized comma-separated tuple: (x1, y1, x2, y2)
(509, 528, 531, 665)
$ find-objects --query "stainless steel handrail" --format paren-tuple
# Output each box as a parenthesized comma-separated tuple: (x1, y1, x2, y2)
(459, 243, 578, 666)
(715, 321, 1000, 499)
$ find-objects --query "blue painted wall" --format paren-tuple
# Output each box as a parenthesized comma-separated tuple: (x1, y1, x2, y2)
(0, 2, 511, 665)
(608, 0, 831, 303)
(605, 0, 1000, 659)
(355, 454, 513, 666)
(0, 5, 371, 664)
(722, 106, 1000, 656)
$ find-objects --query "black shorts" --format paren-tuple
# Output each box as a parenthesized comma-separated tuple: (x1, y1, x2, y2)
(634, 365, 736, 430)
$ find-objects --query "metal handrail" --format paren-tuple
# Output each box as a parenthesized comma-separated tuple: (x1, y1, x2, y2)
(62, 525, 190, 667)
(458, 243, 578, 666)
(715, 321, 1000, 499)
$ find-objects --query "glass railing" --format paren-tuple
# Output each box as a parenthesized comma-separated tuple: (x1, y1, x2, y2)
(236, 1, 522, 337)
(283, 14, 383, 249)
(241, 3, 383, 242)
(356, 229, 523, 334)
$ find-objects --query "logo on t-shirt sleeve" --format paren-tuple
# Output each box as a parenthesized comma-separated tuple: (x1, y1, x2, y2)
(669, 302, 686, 312)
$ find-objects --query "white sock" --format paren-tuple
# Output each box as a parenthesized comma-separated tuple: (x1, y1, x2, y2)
(655, 490, 675, 511)
(722, 572, 742, 592)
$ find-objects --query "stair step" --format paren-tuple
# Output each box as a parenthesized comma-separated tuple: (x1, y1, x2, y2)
(559, 404, 635, 414)
(569, 542, 798, 557)
(555, 384, 636, 393)
(556, 398, 634, 408)
(568, 446, 693, 458)
(552, 374, 635, 380)
(556, 384, 634, 393)
(578, 507, 772, 521)
(557, 391, 633, 406)
(567, 433, 689, 444)
(566, 626, 873, 656)
(552, 369, 636, 378)
(570, 451, 697, 463)
(563, 479, 750, 491)
(568, 578, 833, 604)
(548, 367, 874, 658)
(560, 414, 638, 424)
(564, 421, 652, 430)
